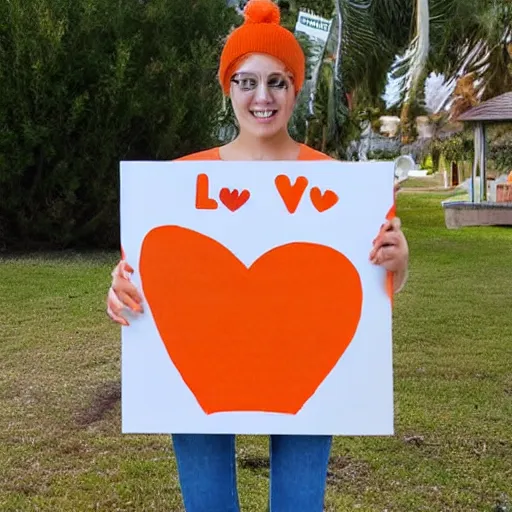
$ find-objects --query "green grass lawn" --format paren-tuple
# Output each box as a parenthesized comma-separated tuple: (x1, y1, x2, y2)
(400, 174, 445, 189)
(1, 193, 511, 511)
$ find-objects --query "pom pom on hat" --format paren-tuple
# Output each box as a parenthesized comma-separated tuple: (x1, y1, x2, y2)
(244, 0, 280, 24)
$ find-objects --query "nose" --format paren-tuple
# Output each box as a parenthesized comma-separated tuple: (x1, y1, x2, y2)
(254, 81, 273, 102)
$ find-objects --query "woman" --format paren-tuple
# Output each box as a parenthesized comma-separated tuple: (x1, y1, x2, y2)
(107, 1, 409, 510)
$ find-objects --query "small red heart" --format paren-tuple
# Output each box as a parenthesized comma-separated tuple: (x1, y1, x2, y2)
(219, 188, 251, 212)
(310, 187, 338, 212)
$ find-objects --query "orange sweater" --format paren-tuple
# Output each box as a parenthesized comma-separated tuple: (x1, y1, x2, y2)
(175, 143, 333, 161)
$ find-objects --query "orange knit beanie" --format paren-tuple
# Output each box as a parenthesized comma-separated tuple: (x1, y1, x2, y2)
(218, 0, 305, 95)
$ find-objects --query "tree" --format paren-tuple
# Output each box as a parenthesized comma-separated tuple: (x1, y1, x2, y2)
(290, 0, 410, 156)
(386, 0, 512, 136)
(0, 0, 237, 249)
(429, 0, 512, 103)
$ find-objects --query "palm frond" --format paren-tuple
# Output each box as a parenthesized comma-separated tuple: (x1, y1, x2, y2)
(386, 0, 430, 109)
(429, 0, 512, 102)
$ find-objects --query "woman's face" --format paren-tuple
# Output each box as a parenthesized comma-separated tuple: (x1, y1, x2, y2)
(229, 53, 296, 140)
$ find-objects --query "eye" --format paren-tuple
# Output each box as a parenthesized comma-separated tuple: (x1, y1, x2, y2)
(268, 76, 290, 89)
(239, 78, 257, 90)
(232, 76, 258, 91)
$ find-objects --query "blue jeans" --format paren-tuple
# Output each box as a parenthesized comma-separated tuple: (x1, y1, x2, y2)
(172, 434, 332, 512)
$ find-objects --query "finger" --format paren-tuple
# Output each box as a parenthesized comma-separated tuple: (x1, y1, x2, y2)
(371, 246, 400, 266)
(389, 217, 402, 231)
(117, 290, 143, 312)
(370, 232, 401, 259)
(376, 246, 399, 263)
(112, 260, 134, 280)
(380, 217, 402, 233)
(379, 231, 402, 248)
(372, 218, 402, 245)
(107, 289, 129, 325)
(112, 278, 143, 305)
(107, 287, 126, 314)
(373, 244, 408, 269)
(372, 221, 391, 244)
(371, 218, 404, 259)
(111, 260, 124, 278)
(120, 261, 134, 278)
(107, 305, 129, 326)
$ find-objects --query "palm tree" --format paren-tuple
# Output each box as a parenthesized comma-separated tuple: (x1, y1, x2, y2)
(386, 0, 512, 140)
(228, 0, 511, 153)
(392, 0, 430, 143)
(429, 0, 512, 104)
(224, 0, 414, 153)
(290, 0, 411, 155)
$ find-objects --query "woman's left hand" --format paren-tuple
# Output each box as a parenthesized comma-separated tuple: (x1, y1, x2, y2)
(369, 217, 409, 291)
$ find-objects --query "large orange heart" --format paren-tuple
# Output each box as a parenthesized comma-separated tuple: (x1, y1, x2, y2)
(139, 226, 363, 415)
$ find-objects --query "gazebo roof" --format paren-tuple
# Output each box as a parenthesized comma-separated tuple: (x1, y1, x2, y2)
(457, 92, 512, 122)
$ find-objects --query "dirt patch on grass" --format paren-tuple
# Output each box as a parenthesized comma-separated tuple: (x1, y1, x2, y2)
(326, 455, 371, 488)
(75, 380, 121, 427)
(239, 454, 270, 470)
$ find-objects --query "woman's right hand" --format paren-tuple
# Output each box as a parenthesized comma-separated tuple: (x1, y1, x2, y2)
(106, 260, 143, 326)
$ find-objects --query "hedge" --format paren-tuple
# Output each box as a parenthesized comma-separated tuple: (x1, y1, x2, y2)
(0, 0, 237, 249)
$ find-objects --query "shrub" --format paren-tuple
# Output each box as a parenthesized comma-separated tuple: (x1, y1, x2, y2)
(368, 149, 401, 161)
(0, 0, 237, 249)
(489, 124, 512, 173)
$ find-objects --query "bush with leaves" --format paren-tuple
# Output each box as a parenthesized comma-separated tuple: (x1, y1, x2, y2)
(0, 0, 237, 249)
(489, 124, 512, 173)
(367, 149, 401, 161)
(438, 133, 473, 164)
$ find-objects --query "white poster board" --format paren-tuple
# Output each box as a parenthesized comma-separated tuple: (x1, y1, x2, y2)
(120, 160, 395, 435)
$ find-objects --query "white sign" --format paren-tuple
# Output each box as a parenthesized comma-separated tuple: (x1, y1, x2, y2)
(120, 161, 395, 435)
(295, 10, 332, 43)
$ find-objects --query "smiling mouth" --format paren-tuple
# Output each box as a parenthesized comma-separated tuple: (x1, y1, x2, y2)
(251, 110, 277, 119)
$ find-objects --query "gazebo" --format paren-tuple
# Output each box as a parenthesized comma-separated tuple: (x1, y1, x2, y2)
(443, 92, 512, 228)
